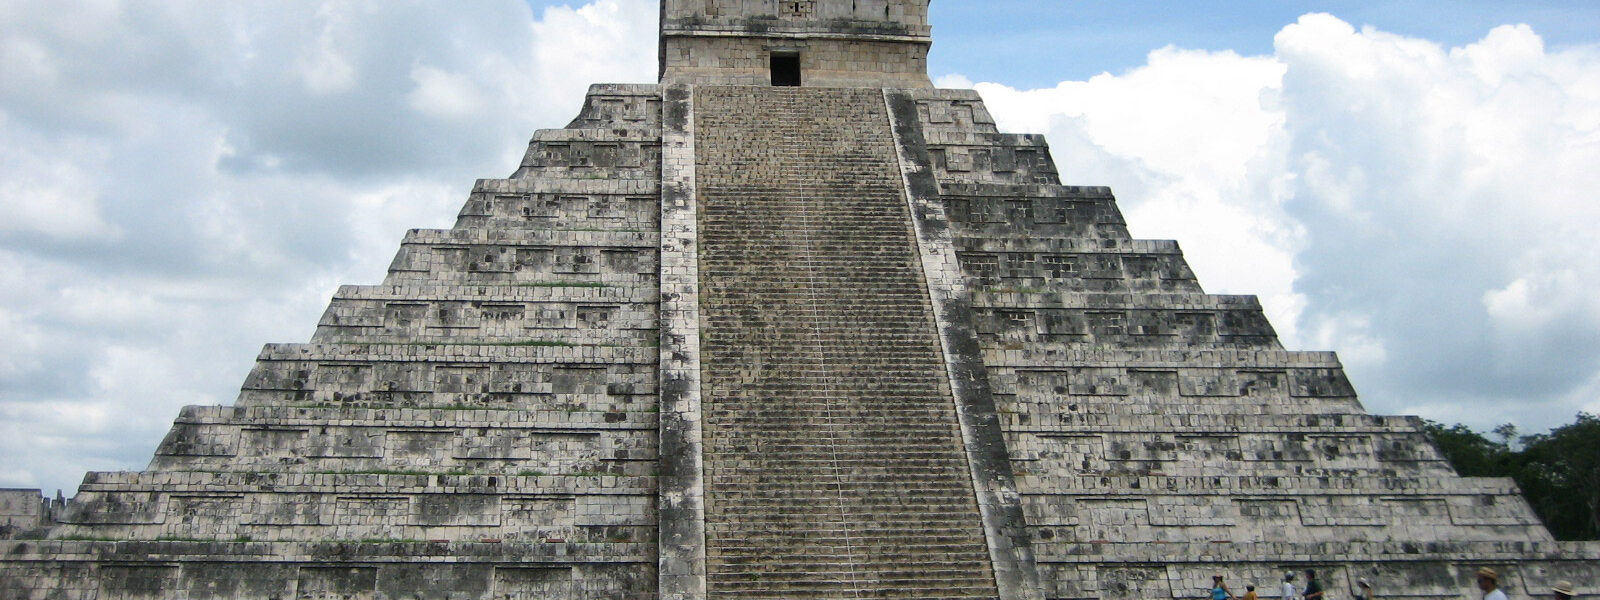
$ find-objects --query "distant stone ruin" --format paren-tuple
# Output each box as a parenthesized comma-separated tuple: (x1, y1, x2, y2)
(3, 1, 1595, 598)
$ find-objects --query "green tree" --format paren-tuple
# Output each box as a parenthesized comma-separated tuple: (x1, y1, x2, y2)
(1493, 423, 1520, 449)
(1424, 413, 1600, 541)
(1421, 420, 1510, 477)
(1515, 413, 1600, 540)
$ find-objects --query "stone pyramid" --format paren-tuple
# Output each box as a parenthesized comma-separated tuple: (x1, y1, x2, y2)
(3, 1, 1596, 599)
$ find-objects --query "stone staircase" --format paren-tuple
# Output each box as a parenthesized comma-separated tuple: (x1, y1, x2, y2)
(693, 86, 1001, 600)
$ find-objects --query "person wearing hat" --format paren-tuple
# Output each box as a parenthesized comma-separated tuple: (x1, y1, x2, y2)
(1552, 580, 1576, 600)
(1478, 567, 1507, 600)
(1351, 578, 1373, 600)
(1282, 572, 1300, 600)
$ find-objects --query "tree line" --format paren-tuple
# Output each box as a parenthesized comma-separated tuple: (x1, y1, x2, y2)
(1422, 412, 1600, 540)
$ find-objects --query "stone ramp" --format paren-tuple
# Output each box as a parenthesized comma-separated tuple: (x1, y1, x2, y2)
(694, 86, 1001, 599)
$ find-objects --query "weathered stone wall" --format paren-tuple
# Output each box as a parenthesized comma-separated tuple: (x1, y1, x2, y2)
(0, 490, 51, 541)
(2, 541, 653, 599)
(660, 0, 932, 87)
(662, 0, 929, 32)
(660, 37, 930, 87)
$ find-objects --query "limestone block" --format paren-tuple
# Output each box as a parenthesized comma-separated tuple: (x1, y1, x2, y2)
(458, 191, 660, 231)
(927, 136, 1058, 186)
(239, 426, 309, 458)
(97, 565, 179, 600)
(565, 85, 664, 129)
(413, 495, 500, 527)
(502, 496, 576, 541)
(1446, 494, 1541, 527)
(375, 564, 494, 600)
(59, 491, 165, 525)
(1097, 565, 1172, 600)
(237, 357, 656, 411)
(0, 490, 49, 540)
(181, 563, 298, 599)
(163, 494, 246, 538)
(495, 566, 574, 598)
(295, 566, 378, 598)
(153, 422, 240, 458)
(304, 428, 384, 459)
(243, 493, 325, 526)
(1290, 368, 1358, 398)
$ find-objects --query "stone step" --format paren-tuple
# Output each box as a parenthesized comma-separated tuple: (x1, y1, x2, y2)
(999, 399, 1368, 417)
(954, 236, 1181, 254)
(705, 585, 998, 600)
(252, 342, 652, 364)
(982, 347, 1345, 368)
(69, 469, 656, 494)
(164, 404, 657, 428)
(323, 282, 656, 303)
(471, 175, 658, 196)
(1028, 539, 1595, 564)
(1015, 474, 1523, 495)
(702, 485, 980, 501)
(999, 412, 1423, 432)
(706, 455, 974, 469)
(397, 227, 658, 248)
(709, 551, 996, 566)
(0, 537, 655, 563)
(975, 291, 1264, 310)
(693, 85, 1000, 598)
(706, 532, 992, 549)
(706, 506, 983, 520)
(705, 428, 964, 438)
(708, 564, 997, 582)
(705, 468, 974, 481)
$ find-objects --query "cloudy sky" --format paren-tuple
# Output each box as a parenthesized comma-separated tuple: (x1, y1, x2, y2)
(2, 1, 1597, 496)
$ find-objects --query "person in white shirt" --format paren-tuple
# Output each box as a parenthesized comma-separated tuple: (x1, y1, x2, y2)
(1281, 572, 1299, 600)
(1478, 567, 1508, 600)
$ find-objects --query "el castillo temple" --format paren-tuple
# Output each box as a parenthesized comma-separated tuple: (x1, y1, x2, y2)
(2, 2, 1596, 599)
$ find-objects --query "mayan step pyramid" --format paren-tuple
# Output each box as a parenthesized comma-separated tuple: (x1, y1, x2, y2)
(3, 1, 1596, 599)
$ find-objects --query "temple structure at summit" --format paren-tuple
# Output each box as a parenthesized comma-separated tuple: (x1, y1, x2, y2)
(3, 1, 1596, 598)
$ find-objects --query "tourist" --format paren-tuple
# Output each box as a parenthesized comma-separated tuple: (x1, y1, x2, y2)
(1304, 570, 1325, 600)
(1243, 584, 1259, 600)
(1282, 572, 1300, 600)
(1552, 580, 1575, 600)
(1478, 567, 1507, 600)
(1352, 578, 1373, 600)
(1212, 575, 1236, 600)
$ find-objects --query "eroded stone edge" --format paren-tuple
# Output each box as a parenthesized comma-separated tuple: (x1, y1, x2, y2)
(883, 88, 1046, 600)
(658, 83, 708, 600)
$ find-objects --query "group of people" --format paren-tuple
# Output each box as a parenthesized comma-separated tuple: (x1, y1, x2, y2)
(1205, 567, 1579, 600)
(1475, 567, 1577, 600)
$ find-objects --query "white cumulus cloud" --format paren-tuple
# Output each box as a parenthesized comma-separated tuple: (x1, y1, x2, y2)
(962, 13, 1600, 433)
(957, 46, 1306, 340)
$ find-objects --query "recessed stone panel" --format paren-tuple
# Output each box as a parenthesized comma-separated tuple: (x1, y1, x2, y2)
(494, 566, 574, 599)
(295, 566, 378, 599)
(98, 565, 179, 600)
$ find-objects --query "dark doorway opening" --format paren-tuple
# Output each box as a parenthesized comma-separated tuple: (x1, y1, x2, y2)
(771, 53, 801, 87)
